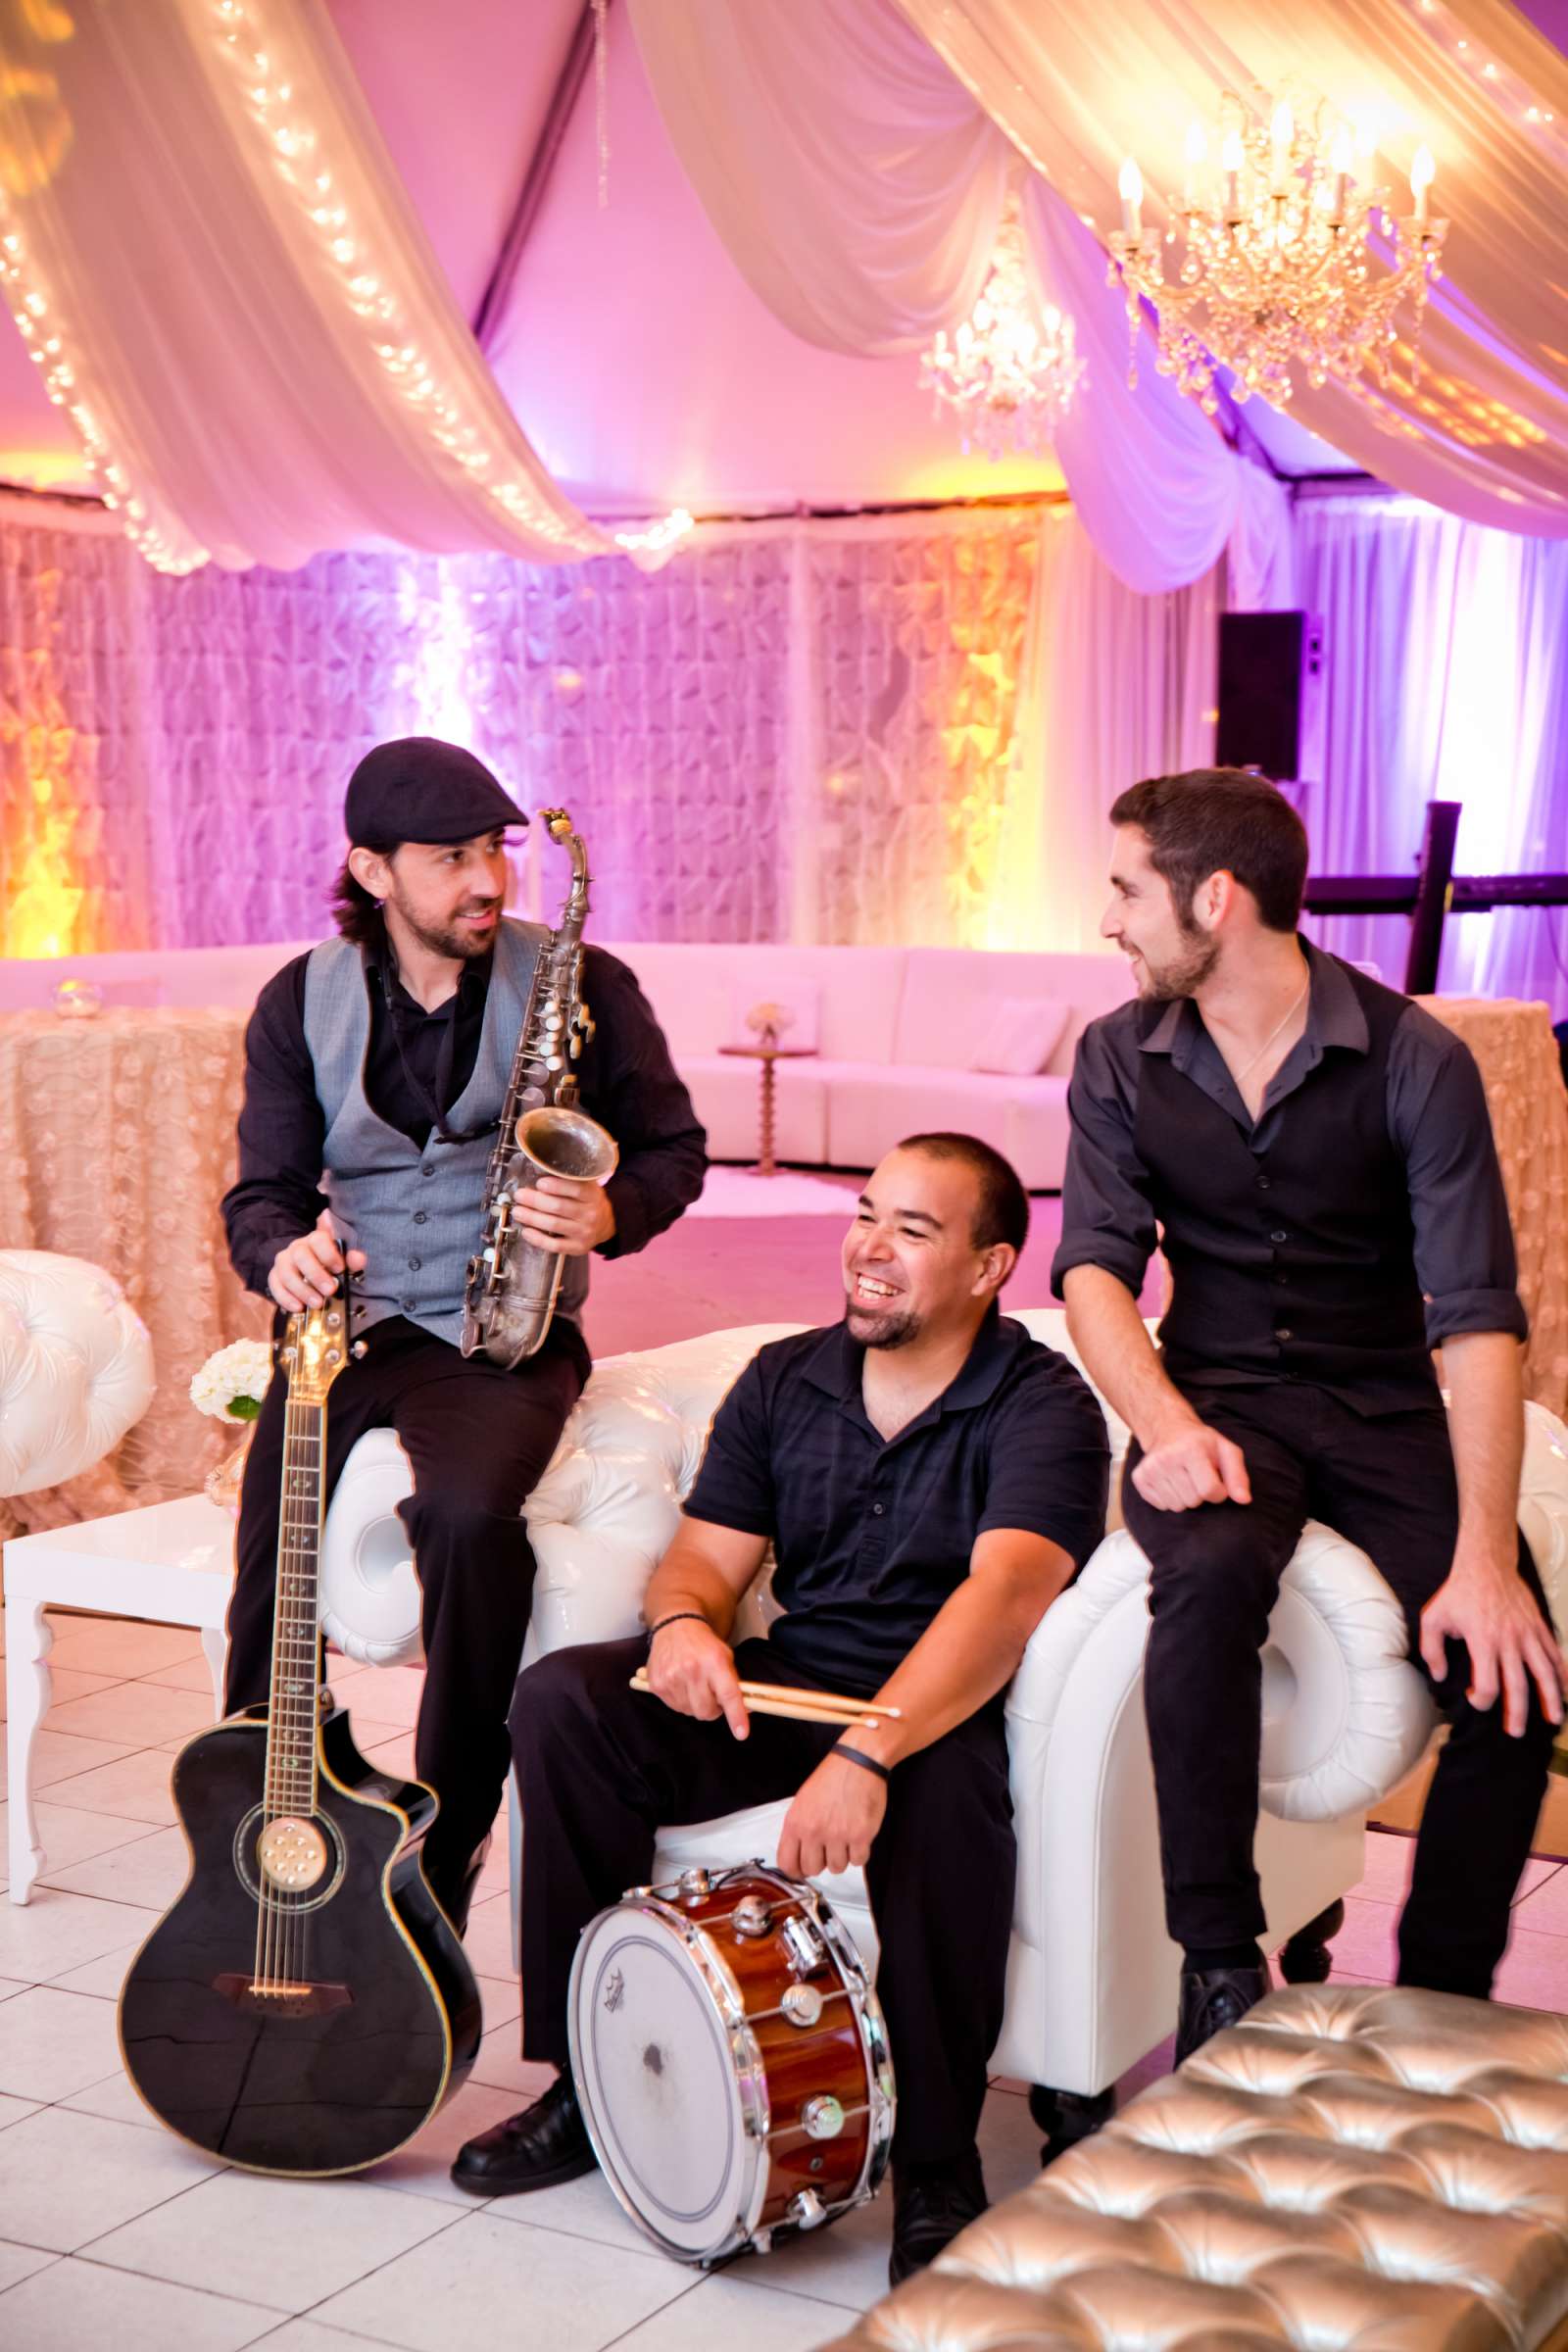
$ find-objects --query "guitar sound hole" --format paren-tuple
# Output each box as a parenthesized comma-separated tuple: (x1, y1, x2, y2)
(233, 1805, 347, 1915)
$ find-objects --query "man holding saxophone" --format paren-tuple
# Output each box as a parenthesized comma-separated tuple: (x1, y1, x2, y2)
(221, 737, 707, 1933)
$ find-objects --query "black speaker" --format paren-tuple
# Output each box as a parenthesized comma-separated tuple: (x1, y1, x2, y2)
(1215, 612, 1323, 784)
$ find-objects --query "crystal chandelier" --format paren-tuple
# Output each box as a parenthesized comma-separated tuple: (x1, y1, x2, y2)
(1107, 91, 1446, 414)
(920, 198, 1085, 459)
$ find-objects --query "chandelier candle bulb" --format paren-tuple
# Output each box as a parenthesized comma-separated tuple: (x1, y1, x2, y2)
(1411, 144, 1435, 224)
(1330, 126, 1353, 222)
(1270, 100, 1295, 193)
(1221, 128, 1245, 220)
(1183, 121, 1207, 208)
(1118, 158, 1144, 242)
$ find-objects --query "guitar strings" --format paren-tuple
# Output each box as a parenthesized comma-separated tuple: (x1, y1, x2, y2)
(256, 1391, 321, 1996)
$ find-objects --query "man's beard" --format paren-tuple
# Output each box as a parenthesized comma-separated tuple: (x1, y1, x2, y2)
(1137, 923, 1220, 1002)
(845, 1298, 922, 1349)
(388, 888, 499, 961)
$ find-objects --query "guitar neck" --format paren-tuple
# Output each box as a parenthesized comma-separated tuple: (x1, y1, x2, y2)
(263, 1393, 327, 1822)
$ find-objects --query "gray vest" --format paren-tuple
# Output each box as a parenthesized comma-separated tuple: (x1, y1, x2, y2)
(303, 919, 590, 1350)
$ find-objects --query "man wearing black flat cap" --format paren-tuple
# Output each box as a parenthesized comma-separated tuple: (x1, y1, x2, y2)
(221, 737, 707, 1932)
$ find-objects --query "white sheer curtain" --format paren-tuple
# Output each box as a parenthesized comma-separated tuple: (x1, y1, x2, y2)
(1296, 495, 1568, 1011)
(0, 0, 615, 573)
(994, 510, 1220, 953)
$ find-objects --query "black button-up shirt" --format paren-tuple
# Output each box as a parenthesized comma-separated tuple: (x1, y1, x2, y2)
(1052, 939, 1525, 1400)
(685, 1307, 1109, 1693)
(221, 934, 707, 1300)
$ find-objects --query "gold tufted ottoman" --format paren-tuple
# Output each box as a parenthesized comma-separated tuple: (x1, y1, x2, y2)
(820, 1986, 1568, 2351)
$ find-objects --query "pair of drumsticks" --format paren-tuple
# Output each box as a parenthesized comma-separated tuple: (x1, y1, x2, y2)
(628, 1666, 901, 1729)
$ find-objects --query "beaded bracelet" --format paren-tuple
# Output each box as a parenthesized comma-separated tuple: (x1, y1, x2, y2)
(646, 1611, 710, 1642)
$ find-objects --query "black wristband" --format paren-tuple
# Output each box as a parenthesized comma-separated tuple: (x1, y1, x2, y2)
(646, 1612, 710, 1642)
(832, 1740, 892, 1784)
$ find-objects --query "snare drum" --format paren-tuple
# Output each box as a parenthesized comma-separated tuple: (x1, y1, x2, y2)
(568, 1861, 895, 2264)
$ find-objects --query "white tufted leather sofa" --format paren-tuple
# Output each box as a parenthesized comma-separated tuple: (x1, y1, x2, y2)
(0, 1250, 155, 1495)
(817, 1984, 1568, 2350)
(317, 1310, 1568, 2108)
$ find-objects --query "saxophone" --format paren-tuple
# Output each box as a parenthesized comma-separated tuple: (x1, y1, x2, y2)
(460, 810, 618, 1367)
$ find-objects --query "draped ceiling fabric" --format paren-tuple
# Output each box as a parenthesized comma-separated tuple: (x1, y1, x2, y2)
(629, 0, 1568, 552)
(0, 0, 614, 573)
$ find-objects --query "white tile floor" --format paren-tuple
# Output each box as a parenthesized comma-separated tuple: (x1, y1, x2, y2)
(2, 1608, 1566, 2352)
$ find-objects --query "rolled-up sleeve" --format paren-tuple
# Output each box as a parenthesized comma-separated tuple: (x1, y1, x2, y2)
(1050, 1018, 1158, 1300)
(1392, 1009, 1528, 1348)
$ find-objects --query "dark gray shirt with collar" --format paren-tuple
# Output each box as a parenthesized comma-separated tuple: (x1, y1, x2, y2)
(684, 1306, 1110, 1694)
(1051, 937, 1525, 1409)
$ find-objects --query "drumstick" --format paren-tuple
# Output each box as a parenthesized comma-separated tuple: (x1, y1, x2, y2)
(732, 1678, 902, 1721)
(627, 1670, 897, 1729)
(628, 1666, 901, 1720)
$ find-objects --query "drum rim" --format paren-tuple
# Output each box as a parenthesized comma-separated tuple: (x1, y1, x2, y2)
(567, 1894, 768, 2264)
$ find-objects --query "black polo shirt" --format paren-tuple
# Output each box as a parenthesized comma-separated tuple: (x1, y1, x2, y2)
(1051, 938, 1526, 1413)
(684, 1307, 1110, 1694)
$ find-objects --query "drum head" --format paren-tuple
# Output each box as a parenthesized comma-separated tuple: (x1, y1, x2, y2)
(570, 1907, 756, 2261)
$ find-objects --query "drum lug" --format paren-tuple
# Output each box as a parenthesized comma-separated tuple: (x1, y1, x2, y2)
(801, 2095, 845, 2141)
(787, 2188, 828, 2231)
(732, 1895, 774, 1939)
(781, 1983, 824, 2029)
(678, 1867, 711, 1906)
(781, 1915, 825, 1978)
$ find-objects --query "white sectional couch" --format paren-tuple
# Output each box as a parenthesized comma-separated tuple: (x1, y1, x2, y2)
(599, 942, 1132, 1189)
(0, 937, 1132, 1189)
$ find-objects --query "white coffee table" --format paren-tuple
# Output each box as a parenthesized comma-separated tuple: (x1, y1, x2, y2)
(4, 1492, 234, 1904)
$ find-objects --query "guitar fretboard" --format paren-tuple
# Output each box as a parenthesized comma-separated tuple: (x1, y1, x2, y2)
(262, 1397, 325, 1823)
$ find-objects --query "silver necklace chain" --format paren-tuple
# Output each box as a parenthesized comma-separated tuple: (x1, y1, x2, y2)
(1234, 977, 1310, 1085)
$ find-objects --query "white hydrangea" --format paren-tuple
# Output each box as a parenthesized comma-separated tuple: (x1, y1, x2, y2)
(189, 1339, 275, 1422)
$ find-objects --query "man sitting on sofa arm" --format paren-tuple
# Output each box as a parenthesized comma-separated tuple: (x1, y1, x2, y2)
(451, 1131, 1110, 2284)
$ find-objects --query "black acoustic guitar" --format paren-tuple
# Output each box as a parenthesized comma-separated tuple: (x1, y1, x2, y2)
(119, 1295, 482, 2175)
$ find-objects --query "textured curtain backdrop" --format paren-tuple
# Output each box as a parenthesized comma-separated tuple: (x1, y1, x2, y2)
(2, 493, 1562, 1007)
(0, 496, 1212, 959)
(1296, 494, 1568, 1010)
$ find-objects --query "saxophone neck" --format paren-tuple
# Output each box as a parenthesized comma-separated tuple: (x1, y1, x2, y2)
(540, 808, 591, 935)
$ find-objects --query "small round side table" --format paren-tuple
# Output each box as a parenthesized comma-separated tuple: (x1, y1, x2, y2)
(716, 1043, 818, 1177)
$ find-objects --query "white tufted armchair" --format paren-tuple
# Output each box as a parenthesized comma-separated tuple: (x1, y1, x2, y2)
(0, 1250, 155, 1497)
(318, 1311, 1568, 2130)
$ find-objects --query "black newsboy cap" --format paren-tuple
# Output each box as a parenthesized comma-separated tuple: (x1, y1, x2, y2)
(345, 738, 527, 848)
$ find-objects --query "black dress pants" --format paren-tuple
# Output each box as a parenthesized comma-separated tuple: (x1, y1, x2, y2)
(1120, 1381, 1555, 1995)
(511, 1635, 1015, 2166)
(224, 1313, 588, 1882)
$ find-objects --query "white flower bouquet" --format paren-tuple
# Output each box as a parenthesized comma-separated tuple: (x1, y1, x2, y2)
(745, 1000, 796, 1047)
(189, 1339, 273, 1424)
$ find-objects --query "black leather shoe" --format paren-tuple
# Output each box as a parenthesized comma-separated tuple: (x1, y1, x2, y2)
(451, 2071, 598, 2195)
(888, 2145, 987, 2288)
(423, 1833, 491, 1941)
(1175, 1962, 1270, 2066)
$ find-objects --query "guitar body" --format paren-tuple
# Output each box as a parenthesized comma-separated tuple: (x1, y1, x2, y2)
(119, 1703, 482, 2176)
